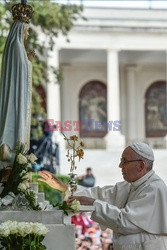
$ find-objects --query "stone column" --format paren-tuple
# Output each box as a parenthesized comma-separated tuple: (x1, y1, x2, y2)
(47, 48, 60, 121)
(46, 47, 65, 166)
(126, 65, 137, 144)
(105, 50, 125, 149)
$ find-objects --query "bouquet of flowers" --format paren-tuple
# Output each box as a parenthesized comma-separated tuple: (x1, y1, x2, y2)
(0, 143, 40, 210)
(0, 220, 48, 250)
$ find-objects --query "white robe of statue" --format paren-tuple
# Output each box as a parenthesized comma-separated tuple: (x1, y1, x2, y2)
(0, 21, 32, 150)
(75, 170, 167, 250)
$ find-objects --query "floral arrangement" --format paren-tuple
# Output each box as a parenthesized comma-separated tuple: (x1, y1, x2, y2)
(0, 143, 40, 210)
(56, 199, 81, 216)
(0, 220, 48, 250)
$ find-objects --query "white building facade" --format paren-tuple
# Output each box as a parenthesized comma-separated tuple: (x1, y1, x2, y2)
(47, 7, 167, 149)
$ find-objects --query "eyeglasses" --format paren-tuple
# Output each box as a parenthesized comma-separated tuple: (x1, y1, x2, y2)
(120, 158, 143, 165)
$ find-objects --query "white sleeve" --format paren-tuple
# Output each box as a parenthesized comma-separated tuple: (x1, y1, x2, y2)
(63, 184, 116, 202)
(75, 185, 116, 204)
(65, 182, 141, 233)
(91, 200, 146, 234)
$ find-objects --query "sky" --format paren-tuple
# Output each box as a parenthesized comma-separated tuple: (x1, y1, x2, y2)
(54, 0, 167, 9)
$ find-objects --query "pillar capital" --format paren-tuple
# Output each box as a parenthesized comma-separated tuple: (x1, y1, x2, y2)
(107, 49, 120, 53)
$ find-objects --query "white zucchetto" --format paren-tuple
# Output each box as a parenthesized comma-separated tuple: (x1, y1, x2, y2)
(130, 142, 154, 161)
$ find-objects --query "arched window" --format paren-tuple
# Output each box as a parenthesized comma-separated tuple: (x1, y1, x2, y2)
(145, 81, 167, 137)
(79, 80, 107, 137)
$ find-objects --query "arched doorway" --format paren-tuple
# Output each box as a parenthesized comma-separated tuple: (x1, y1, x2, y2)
(79, 80, 107, 137)
(145, 81, 167, 137)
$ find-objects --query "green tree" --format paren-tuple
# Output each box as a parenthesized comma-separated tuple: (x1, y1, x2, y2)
(0, 0, 83, 139)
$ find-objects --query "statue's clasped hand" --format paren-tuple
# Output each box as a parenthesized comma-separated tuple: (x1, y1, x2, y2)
(27, 50, 36, 62)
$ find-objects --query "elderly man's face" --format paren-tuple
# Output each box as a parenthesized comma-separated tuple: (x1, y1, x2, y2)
(119, 147, 145, 182)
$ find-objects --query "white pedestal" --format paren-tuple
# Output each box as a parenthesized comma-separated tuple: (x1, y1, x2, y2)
(0, 184, 95, 249)
(0, 210, 75, 250)
(0, 181, 75, 250)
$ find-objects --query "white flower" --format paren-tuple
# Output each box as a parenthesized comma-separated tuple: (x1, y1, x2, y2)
(32, 223, 49, 235)
(17, 222, 28, 237)
(26, 172, 32, 181)
(22, 222, 33, 235)
(21, 171, 32, 181)
(0, 221, 48, 238)
(17, 153, 27, 165)
(0, 221, 11, 237)
(27, 163, 32, 169)
(8, 221, 18, 234)
(70, 199, 80, 212)
(18, 181, 29, 191)
(24, 181, 30, 188)
(0, 225, 10, 237)
(27, 153, 37, 163)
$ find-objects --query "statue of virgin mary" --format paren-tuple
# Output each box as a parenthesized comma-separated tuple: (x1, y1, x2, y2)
(0, 3, 34, 150)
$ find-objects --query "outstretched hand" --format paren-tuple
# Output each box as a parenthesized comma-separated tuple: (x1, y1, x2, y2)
(67, 196, 95, 206)
(38, 170, 67, 192)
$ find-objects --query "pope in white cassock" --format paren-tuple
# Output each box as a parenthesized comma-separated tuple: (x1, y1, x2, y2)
(38, 142, 167, 250)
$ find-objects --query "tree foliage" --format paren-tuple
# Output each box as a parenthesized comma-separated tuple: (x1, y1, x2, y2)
(0, 0, 83, 138)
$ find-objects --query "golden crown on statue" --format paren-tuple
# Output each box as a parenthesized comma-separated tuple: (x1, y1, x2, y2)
(11, 3, 34, 24)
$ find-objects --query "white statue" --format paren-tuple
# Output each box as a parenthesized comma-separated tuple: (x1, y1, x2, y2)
(0, 3, 34, 150)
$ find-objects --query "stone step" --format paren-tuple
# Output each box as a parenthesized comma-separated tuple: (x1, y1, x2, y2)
(0, 210, 63, 224)
(0, 217, 75, 250)
(43, 224, 75, 250)
(37, 192, 45, 203)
